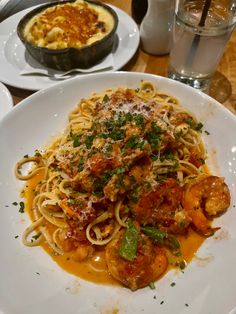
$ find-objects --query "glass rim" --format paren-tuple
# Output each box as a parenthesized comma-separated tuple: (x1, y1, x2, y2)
(175, 13, 236, 34)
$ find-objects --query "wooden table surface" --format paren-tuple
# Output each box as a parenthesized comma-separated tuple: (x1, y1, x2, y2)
(7, 0, 236, 115)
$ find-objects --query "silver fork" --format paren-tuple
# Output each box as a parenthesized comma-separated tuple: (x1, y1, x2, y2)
(20, 65, 113, 79)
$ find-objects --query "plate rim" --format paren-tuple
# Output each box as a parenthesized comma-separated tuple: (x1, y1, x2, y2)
(4, 71, 236, 123)
(0, 81, 14, 120)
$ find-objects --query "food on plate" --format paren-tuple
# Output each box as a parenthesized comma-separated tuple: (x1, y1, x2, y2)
(17, 0, 118, 70)
(22, 0, 115, 49)
(15, 81, 230, 290)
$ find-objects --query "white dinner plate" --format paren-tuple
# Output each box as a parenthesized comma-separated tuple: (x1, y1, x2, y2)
(0, 81, 13, 120)
(0, 5, 139, 91)
(0, 72, 236, 314)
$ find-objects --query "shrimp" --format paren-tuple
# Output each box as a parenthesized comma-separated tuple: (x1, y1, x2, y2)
(182, 175, 230, 236)
(131, 178, 190, 234)
(105, 231, 168, 290)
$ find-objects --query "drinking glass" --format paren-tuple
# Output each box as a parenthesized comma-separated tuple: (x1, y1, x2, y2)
(168, 0, 236, 92)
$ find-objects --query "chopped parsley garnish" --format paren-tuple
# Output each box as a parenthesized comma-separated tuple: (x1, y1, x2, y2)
(123, 112, 133, 124)
(14, 235, 19, 239)
(104, 119, 114, 130)
(100, 170, 113, 185)
(105, 144, 113, 153)
(185, 118, 194, 127)
(175, 131, 182, 140)
(84, 135, 94, 149)
(19, 201, 25, 213)
(31, 234, 40, 241)
(143, 181, 152, 190)
(125, 135, 145, 150)
(178, 260, 186, 270)
(116, 176, 125, 189)
(204, 130, 210, 135)
(78, 156, 85, 172)
(134, 114, 144, 127)
(129, 175, 136, 185)
(109, 129, 125, 141)
(68, 199, 83, 205)
(195, 122, 204, 131)
(149, 282, 156, 290)
(114, 167, 127, 189)
(129, 188, 139, 203)
(156, 174, 168, 182)
(185, 118, 204, 132)
(23, 154, 29, 158)
(92, 183, 104, 197)
(115, 167, 126, 175)
(160, 151, 175, 161)
(12, 202, 18, 206)
(34, 150, 41, 157)
(116, 112, 133, 127)
(145, 122, 161, 149)
(151, 122, 161, 133)
(124, 207, 130, 214)
(99, 133, 109, 139)
(105, 112, 132, 131)
(200, 158, 205, 164)
(72, 136, 81, 147)
(103, 94, 109, 103)
(151, 155, 158, 161)
(93, 169, 118, 197)
(170, 282, 176, 287)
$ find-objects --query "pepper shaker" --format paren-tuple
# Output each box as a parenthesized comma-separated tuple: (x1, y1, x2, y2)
(140, 0, 175, 55)
(131, 0, 148, 25)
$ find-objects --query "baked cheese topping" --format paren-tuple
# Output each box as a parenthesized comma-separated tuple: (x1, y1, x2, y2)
(23, 0, 115, 49)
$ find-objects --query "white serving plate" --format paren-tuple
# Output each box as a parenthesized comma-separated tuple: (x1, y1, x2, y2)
(0, 72, 236, 314)
(0, 5, 139, 91)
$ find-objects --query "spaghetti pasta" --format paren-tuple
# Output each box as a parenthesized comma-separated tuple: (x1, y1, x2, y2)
(15, 81, 230, 290)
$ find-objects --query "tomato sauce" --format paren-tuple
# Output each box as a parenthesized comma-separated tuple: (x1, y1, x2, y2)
(22, 171, 205, 287)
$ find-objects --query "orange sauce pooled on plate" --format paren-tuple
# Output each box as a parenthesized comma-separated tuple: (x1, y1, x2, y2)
(23, 170, 205, 287)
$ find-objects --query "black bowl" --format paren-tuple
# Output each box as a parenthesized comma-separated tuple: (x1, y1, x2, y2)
(17, 0, 118, 71)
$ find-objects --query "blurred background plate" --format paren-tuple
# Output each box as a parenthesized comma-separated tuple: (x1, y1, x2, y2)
(0, 4, 139, 91)
(0, 0, 59, 22)
(0, 81, 13, 120)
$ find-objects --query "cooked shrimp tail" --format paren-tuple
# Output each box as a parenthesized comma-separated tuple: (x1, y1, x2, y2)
(105, 230, 168, 290)
(183, 176, 230, 236)
(187, 208, 220, 236)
